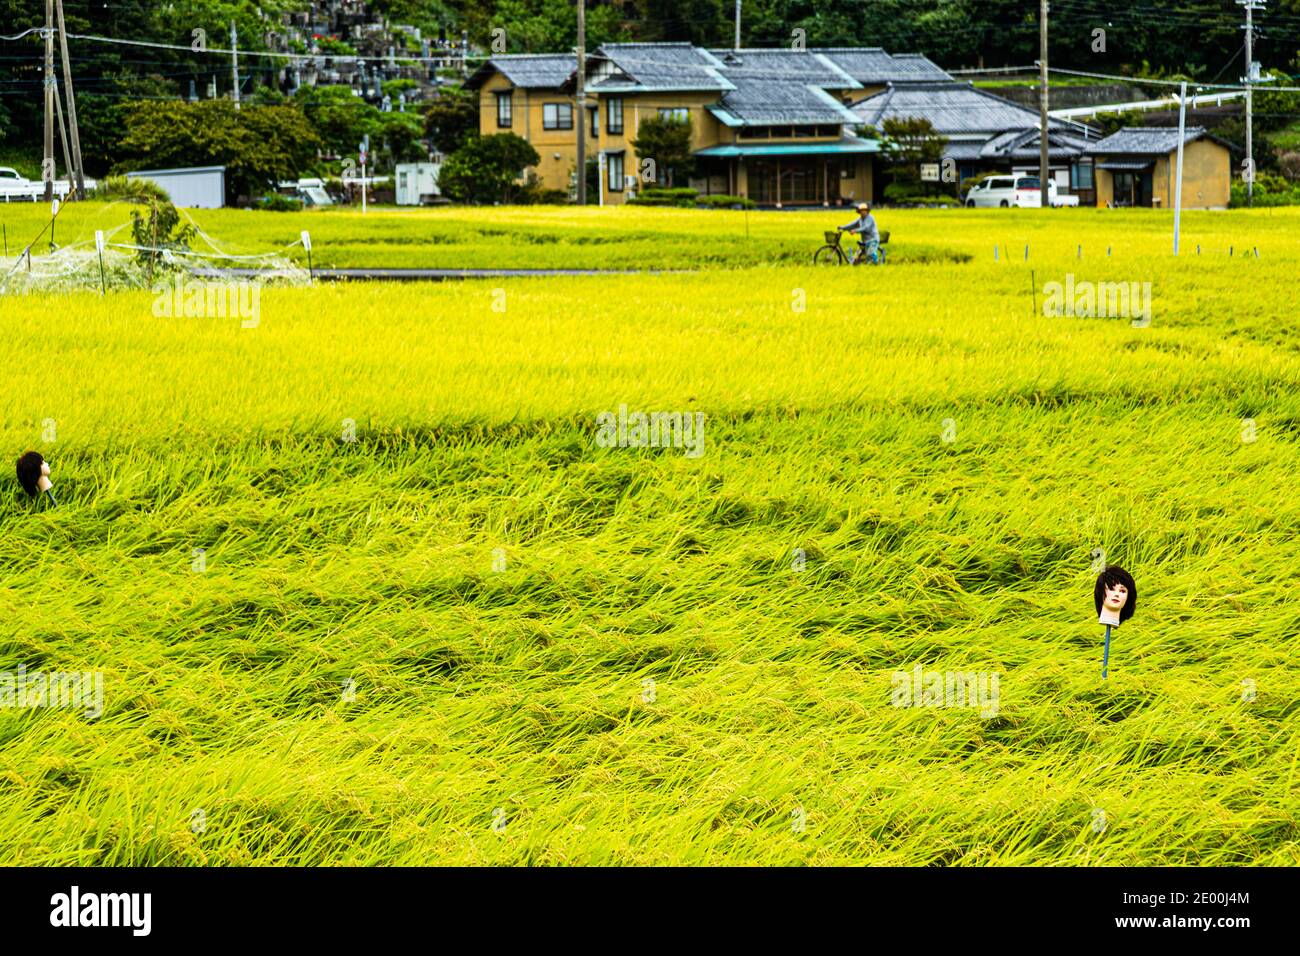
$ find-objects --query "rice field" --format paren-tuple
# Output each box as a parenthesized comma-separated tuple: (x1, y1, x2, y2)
(0, 205, 1297, 865)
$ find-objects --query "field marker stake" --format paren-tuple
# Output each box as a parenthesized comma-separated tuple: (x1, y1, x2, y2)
(994, 245, 999, 262)
(301, 230, 313, 282)
(1024, 244, 1029, 261)
(95, 229, 105, 294)
(1254, 247, 1259, 258)
(1230, 246, 1234, 257)
(1107, 246, 1111, 257)
(1101, 624, 1112, 679)
(1077, 244, 1081, 259)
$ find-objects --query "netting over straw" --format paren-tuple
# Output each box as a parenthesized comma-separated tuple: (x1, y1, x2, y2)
(0, 216, 311, 295)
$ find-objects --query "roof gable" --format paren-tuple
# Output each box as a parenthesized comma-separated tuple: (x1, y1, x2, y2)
(1086, 126, 1224, 155)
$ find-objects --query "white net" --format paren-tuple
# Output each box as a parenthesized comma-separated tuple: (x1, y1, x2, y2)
(0, 213, 311, 295)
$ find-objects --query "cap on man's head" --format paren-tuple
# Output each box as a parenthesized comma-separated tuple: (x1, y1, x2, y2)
(857, 202, 870, 212)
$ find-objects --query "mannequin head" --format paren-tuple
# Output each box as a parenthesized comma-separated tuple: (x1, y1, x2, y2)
(1093, 565, 1136, 625)
(16, 451, 51, 497)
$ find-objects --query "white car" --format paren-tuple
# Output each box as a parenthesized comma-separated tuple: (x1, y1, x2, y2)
(0, 166, 71, 201)
(965, 174, 1078, 208)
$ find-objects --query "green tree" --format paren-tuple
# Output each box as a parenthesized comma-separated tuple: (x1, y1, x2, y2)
(113, 99, 320, 203)
(294, 85, 381, 159)
(631, 115, 694, 187)
(437, 133, 540, 203)
(422, 86, 480, 155)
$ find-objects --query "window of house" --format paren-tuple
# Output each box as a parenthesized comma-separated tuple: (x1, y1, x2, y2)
(607, 97, 624, 134)
(543, 103, 573, 130)
(589, 106, 599, 137)
(495, 91, 512, 128)
(607, 152, 625, 192)
(1071, 162, 1094, 189)
(658, 107, 689, 123)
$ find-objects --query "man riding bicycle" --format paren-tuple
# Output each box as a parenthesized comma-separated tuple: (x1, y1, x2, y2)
(838, 202, 880, 265)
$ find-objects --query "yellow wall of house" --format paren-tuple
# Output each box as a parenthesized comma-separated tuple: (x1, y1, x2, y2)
(840, 84, 887, 109)
(1095, 140, 1230, 210)
(593, 92, 725, 204)
(1095, 169, 1114, 207)
(1155, 139, 1230, 209)
(478, 73, 578, 194)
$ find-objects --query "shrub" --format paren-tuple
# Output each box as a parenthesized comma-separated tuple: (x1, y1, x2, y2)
(696, 194, 756, 209)
(89, 175, 170, 203)
(259, 193, 304, 212)
(640, 187, 698, 201)
(438, 133, 540, 204)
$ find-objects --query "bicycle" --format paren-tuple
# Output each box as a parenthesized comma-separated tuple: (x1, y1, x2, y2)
(813, 229, 889, 266)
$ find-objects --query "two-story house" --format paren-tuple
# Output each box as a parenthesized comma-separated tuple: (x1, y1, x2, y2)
(466, 42, 955, 206)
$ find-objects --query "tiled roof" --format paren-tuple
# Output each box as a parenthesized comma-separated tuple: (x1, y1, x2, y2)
(979, 127, 1097, 160)
(714, 79, 859, 125)
(588, 43, 732, 92)
(816, 48, 952, 84)
(464, 54, 575, 90)
(707, 48, 860, 87)
(852, 81, 1074, 134)
(702, 49, 862, 125)
(1086, 126, 1215, 155)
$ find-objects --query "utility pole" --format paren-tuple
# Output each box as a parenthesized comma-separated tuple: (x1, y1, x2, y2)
(1174, 81, 1187, 254)
(54, 0, 84, 199)
(43, 0, 55, 203)
(1039, 0, 1050, 209)
(230, 20, 241, 110)
(1239, 0, 1266, 206)
(576, 0, 586, 206)
(735, 0, 742, 50)
(54, 77, 75, 196)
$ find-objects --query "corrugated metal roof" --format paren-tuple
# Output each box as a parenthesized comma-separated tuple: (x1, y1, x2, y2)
(1086, 126, 1212, 155)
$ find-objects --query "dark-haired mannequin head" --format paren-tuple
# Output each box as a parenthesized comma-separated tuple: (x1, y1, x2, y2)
(1094, 565, 1136, 627)
(16, 451, 52, 498)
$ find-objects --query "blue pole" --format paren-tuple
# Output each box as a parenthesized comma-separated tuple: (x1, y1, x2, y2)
(1101, 624, 1112, 679)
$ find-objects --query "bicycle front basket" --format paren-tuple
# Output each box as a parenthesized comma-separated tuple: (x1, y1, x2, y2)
(824, 231, 840, 245)
(879, 231, 891, 244)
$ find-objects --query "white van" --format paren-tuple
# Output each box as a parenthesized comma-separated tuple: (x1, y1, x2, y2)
(965, 174, 1077, 208)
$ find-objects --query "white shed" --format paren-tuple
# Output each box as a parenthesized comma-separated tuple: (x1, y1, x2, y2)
(126, 165, 226, 208)
(395, 162, 441, 205)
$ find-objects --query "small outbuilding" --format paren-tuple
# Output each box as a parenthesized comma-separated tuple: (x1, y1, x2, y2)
(1087, 127, 1232, 209)
(126, 165, 226, 208)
